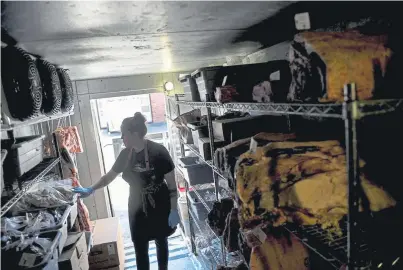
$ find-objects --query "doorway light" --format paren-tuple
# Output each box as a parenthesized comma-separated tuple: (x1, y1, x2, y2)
(164, 81, 174, 91)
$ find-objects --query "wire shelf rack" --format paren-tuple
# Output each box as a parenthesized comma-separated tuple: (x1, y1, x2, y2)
(189, 207, 221, 266)
(1, 111, 74, 131)
(284, 222, 371, 269)
(174, 91, 403, 268)
(184, 143, 227, 181)
(284, 223, 346, 269)
(190, 205, 245, 268)
(176, 99, 403, 120)
(356, 99, 403, 118)
(192, 184, 215, 213)
(1, 157, 61, 217)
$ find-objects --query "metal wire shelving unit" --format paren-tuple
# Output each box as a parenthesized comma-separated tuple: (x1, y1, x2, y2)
(1, 113, 73, 217)
(167, 86, 403, 269)
(1, 158, 60, 217)
(176, 98, 403, 120)
(0, 111, 74, 132)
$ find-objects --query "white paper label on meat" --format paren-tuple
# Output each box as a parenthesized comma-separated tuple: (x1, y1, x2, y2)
(19, 253, 37, 267)
(295, 12, 311, 30)
(222, 76, 228, 86)
(107, 244, 116, 255)
(252, 227, 267, 244)
(270, 70, 281, 81)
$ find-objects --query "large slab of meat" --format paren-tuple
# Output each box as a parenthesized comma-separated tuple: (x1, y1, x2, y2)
(235, 140, 396, 233)
(215, 133, 296, 190)
(288, 31, 393, 102)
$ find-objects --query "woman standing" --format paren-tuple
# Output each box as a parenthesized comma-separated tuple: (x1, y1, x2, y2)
(73, 112, 180, 270)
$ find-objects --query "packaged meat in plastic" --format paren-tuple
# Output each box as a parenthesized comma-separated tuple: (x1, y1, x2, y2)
(215, 86, 239, 104)
(46, 180, 75, 201)
(11, 186, 70, 213)
(26, 187, 69, 208)
(1, 216, 26, 236)
(24, 212, 56, 234)
(173, 109, 202, 144)
(1, 211, 58, 236)
(252, 81, 273, 103)
(2, 234, 52, 256)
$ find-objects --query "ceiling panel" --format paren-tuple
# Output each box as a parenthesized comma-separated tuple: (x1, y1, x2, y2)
(2, 1, 292, 80)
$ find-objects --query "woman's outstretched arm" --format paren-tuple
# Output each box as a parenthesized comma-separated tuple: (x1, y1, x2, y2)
(90, 169, 119, 190)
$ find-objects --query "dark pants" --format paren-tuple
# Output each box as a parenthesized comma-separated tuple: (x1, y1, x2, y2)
(133, 237, 169, 270)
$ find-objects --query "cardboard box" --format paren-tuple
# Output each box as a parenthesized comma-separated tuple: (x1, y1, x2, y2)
(88, 217, 125, 270)
(59, 232, 89, 270)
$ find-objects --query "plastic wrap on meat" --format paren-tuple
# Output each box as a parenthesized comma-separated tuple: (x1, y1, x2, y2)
(1, 211, 58, 236)
(288, 31, 394, 102)
(1, 234, 52, 260)
(252, 81, 273, 103)
(11, 185, 72, 213)
(215, 86, 239, 104)
(172, 109, 202, 144)
(12, 191, 66, 211)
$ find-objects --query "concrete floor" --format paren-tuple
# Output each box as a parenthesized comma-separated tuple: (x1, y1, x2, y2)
(99, 128, 200, 269)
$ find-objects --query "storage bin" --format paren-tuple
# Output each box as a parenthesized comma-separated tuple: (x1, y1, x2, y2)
(198, 137, 226, 161)
(191, 61, 291, 102)
(212, 115, 290, 142)
(187, 122, 208, 150)
(52, 207, 70, 255)
(178, 157, 213, 185)
(10, 205, 72, 255)
(187, 190, 214, 221)
(1, 135, 45, 181)
(1, 230, 62, 270)
(179, 74, 201, 101)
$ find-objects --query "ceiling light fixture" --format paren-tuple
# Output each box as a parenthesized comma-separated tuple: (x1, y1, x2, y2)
(164, 81, 174, 92)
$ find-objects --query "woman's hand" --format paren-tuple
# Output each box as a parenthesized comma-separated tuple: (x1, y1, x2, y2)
(168, 209, 180, 228)
(72, 187, 94, 198)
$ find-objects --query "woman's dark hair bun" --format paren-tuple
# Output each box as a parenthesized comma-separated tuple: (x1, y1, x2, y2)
(133, 112, 146, 124)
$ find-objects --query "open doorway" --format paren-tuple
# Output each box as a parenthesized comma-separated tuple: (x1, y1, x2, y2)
(91, 92, 194, 269)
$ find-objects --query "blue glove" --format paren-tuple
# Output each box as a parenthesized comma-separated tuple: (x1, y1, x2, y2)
(72, 187, 94, 198)
(168, 209, 180, 228)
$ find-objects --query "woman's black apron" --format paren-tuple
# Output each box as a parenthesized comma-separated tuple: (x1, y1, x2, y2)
(122, 141, 176, 241)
